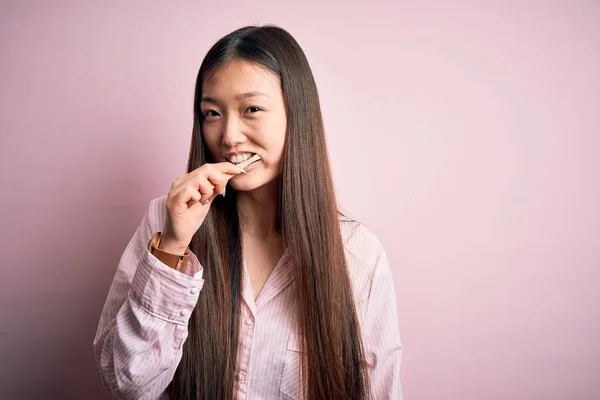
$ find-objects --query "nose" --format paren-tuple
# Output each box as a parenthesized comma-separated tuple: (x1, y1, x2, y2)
(221, 116, 246, 147)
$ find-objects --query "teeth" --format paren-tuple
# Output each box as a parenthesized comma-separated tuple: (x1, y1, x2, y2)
(227, 153, 254, 164)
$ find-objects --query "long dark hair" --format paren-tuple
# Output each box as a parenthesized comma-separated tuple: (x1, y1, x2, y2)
(171, 25, 370, 400)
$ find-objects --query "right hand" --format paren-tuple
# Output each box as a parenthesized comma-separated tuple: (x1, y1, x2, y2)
(160, 162, 246, 254)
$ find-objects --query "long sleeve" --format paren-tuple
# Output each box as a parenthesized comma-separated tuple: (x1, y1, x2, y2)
(363, 248, 403, 399)
(93, 198, 205, 400)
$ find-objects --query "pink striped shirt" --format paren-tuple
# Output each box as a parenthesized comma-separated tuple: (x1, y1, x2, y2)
(94, 195, 403, 399)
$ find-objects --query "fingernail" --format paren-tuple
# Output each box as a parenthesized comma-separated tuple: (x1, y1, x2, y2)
(237, 167, 247, 174)
(201, 200, 209, 205)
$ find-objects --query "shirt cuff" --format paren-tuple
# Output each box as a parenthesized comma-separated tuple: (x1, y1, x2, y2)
(131, 248, 205, 325)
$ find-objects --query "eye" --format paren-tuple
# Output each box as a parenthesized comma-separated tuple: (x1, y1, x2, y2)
(244, 106, 263, 114)
(202, 110, 220, 120)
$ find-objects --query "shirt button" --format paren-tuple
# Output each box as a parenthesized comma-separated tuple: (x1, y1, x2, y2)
(189, 287, 199, 295)
(180, 309, 190, 317)
(244, 318, 253, 326)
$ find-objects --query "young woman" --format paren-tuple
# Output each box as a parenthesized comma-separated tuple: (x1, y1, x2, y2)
(94, 25, 402, 400)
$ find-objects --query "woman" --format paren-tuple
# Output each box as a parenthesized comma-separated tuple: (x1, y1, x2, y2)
(94, 25, 402, 400)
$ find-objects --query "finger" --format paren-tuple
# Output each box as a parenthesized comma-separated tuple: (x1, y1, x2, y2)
(185, 187, 202, 208)
(175, 179, 212, 206)
(175, 185, 201, 208)
(169, 174, 187, 195)
(168, 185, 200, 216)
(205, 170, 233, 196)
(203, 191, 221, 206)
(175, 163, 244, 200)
(199, 164, 240, 195)
(213, 161, 248, 176)
(197, 180, 215, 203)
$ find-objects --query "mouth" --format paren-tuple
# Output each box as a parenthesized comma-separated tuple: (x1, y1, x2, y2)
(223, 152, 257, 164)
(225, 153, 262, 170)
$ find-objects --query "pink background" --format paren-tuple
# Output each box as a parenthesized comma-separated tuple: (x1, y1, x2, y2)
(1, 1, 599, 399)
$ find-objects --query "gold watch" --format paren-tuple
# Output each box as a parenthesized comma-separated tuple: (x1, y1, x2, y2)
(148, 232, 190, 272)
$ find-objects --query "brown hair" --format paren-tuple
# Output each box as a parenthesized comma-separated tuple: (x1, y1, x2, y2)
(171, 25, 370, 400)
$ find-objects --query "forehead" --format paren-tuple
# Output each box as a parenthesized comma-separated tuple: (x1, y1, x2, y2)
(202, 60, 281, 97)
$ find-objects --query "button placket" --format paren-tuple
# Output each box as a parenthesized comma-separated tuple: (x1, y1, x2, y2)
(238, 317, 254, 390)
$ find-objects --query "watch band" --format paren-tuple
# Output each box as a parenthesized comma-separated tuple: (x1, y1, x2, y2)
(148, 232, 190, 272)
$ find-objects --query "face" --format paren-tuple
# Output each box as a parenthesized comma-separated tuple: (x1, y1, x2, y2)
(200, 60, 287, 192)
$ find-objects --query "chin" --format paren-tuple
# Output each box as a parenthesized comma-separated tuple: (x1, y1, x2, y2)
(230, 181, 261, 192)
(229, 172, 279, 192)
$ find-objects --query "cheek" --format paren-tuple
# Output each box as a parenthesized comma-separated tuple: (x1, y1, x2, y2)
(202, 130, 220, 158)
(272, 128, 287, 161)
(258, 134, 285, 163)
(259, 119, 286, 158)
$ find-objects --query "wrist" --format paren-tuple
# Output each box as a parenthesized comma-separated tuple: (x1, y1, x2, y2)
(158, 235, 189, 255)
(148, 232, 191, 272)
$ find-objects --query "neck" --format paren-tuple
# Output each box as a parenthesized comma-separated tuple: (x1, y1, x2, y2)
(236, 178, 280, 240)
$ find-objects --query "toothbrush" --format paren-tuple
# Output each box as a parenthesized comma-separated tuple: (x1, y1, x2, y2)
(235, 154, 261, 170)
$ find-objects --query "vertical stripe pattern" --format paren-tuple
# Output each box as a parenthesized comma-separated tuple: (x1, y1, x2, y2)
(93, 195, 403, 399)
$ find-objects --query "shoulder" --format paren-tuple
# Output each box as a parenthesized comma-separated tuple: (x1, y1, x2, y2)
(338, 214, 391, 301)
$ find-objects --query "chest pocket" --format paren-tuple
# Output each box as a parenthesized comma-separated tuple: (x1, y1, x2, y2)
(280, 334, 306, 399)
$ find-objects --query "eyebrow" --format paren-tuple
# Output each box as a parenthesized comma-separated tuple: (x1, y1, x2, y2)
(201, 91, 270, 104)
